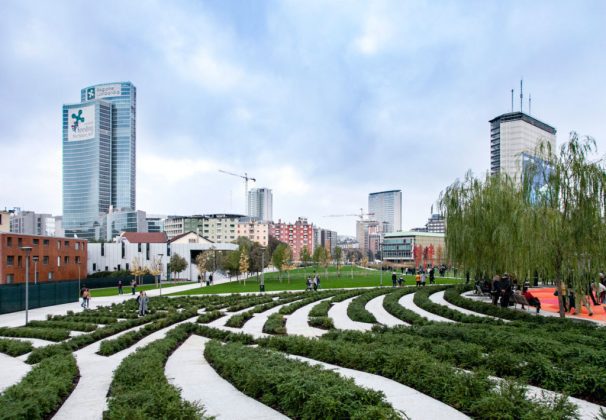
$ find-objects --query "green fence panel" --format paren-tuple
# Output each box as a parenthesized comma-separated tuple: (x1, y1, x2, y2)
(0, 281, 80, 315)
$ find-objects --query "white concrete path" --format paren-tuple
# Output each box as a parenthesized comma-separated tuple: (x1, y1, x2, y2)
(286, 298, 332, 338)
(0, 352, 31, 393)
(240, 305, 283, 339)
(52, 317, 196, 420)
(328, 297, 374, 331)
(430, 291, 503, 320)
(166, 335, 287, 420)
(398, 293, 455, 323)
(288, 354, 470, 420)
(365, 295, 408, 327)
(0, 282, 202, 328)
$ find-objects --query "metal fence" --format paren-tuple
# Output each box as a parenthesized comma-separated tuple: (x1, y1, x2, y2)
(81, 274, 156, 290)
(0, 280, 80, 315)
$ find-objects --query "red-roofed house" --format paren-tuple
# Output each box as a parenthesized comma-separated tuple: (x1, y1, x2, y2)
(119, 232, 167, 244)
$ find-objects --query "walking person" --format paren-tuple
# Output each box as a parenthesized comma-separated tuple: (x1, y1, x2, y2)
(500, 273, 512, 308)
(137, 291, 149, 316)
(316, 275, 321, 290)
(117, 280, 123, 295)
(209, 273, 214, 285)
(131, 279, 137, 295)
(415, 273, 421, 287)
(306, 276, 312, 291)
(81, 288, 90, 309)
(313, 275, 318, 291)
(398, 276, 403, 287)
(80, 287, 87, 308)
(429, 267, 435, 285)
(392, 271, 397, 287)
(491, 275, 501, 305)
(420, 272, 426, 287)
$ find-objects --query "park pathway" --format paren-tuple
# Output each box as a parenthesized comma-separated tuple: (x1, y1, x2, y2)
(398, 293, 455, 323)
(365, 294, 408, 327)
(286, 298, 332, 337)
(166, 335, 287, 420)
(328, 297, 374, 331)
(0, 352, 31, 393)
(429, 291, 503, 320)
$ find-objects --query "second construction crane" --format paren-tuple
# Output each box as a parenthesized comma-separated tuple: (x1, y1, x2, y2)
(218, 169, 256, 214)
(324, 208, 375, 220)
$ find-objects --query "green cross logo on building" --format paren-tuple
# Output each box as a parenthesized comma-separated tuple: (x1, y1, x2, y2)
(70, 109, 85, 132)
(86, 87, 95, 100)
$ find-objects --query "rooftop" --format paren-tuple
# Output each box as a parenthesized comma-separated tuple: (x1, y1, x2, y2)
(120, 232, 167, 243)
(384, 231, 445, 238)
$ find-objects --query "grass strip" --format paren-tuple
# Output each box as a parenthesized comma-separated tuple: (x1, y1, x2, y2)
(204, 340, 402, 419)
(0, 338, 34, 356)
(28, 320, 98, 332)
(0, 353, 78, 420)
(382, 287, 427, 324)
(104, 323, 208, 420)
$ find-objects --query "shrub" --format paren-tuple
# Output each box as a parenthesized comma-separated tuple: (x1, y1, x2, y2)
(197, 310, 223, 324)
(262, 313, 287, 335)
(0, 353, 78, 420)
(204, 340, 401, 419)
(104, 323, 207, 419)
(28, 320, 98, 332)
(308, 316, 334, 330)
(0, 326, 70, 342)
(0, 338, 33, 356)
(346, 288, 392, 324)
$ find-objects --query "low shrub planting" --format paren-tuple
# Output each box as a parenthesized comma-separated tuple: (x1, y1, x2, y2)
(225, 311, 254, 328)
(28, 320, 98, 332)
(382, 287, 425, 324)
(204, 340, 401, 419)
(308, 316, 334, 330)
(197, 310, 223, 324)
(0, 326, 70, 342)
(412, 286, 500, 324)
(258, 334, 577, 419)
(262, 313, 287, 335)
(0, 338, 33, 356)
(278, 290, 340, 315)
(308, 300, 332, 317)
(346, 288, 393, 324)
(0, 353, 78, 419)
(98, 310, 198, 356)
(226, 295, 275, 312)
(104, 323, 207, 419)
(192, 324, 255, 344)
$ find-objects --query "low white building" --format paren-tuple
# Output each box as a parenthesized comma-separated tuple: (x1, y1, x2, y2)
(87, 231, 237, 281)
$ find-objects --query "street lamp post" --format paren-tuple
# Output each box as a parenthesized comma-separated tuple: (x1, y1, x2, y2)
(21, 247, 32, 325)
(158, 254, 163, 296)
(379, 240, 383, 288)
(32, 256, 39, 285)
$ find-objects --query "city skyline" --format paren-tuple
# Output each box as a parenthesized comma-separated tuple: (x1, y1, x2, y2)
(1, 1, 606, 236)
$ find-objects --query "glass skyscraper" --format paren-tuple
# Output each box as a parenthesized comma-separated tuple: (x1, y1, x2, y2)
(63, 82, 136, 240)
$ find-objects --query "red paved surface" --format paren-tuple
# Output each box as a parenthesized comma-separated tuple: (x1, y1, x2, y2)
(532, 287, 606, 321)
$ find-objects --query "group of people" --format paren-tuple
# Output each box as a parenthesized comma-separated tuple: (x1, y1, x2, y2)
(489, 273, 542, 312)
(555, 274, 606, 316)
(306, 274, 321, 291)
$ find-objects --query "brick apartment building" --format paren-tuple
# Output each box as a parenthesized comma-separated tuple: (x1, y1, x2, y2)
(270, 217, 314, 261)
(0, 233, 87, 284)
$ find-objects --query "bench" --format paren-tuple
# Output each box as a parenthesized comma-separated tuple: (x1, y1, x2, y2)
(475, 284, 492, 297)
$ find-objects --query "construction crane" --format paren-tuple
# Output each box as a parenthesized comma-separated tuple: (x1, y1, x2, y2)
(218, 169, 256, 213)
(324, 208, 375, 220)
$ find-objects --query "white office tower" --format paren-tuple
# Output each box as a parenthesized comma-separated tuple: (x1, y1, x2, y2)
(247, 188, 273, 222)
(490, 112, 556, 179)
(368, 190, 402, 233)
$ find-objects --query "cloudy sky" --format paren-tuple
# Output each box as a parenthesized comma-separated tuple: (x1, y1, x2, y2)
(1, 1, 605, 236)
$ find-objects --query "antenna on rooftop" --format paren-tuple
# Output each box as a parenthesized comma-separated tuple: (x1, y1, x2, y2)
(529, 94, 532, 116)
(511, 89, 514, 112)
(520, 79, 523, 113)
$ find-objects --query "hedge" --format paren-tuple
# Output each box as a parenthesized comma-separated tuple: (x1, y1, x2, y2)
(262, 313, 287, 335)
(0, 326, 70, 342)
(0, 338, 33, 357)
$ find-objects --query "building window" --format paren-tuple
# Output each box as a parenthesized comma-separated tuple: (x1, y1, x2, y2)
(6, 274, 14, 284)
(33, 239, 39, 245)
(64, 256, 69, 265)
(121, 242, 125, 259)
(18, 238, 23, 247)
(75, 256, 80, 264)
(57, 241, 60, 249)
(126, 262, 130, 271)
(92, 262, 96, 271)
(75, 242, 80, 251)
(117, 264, 121, 271)
(6, 256, 14, 266)
(57, 256, 61, 267)
(48, 272, 53, 280)
(43, 239, 49, 246)
(43, 256, 49, 264)
(17, 255, 22, 267)
(64, 241, 69, 247)
(138, 243, 142, 252)
(6, 237, 12, 247)
(101, 242, 105, 256)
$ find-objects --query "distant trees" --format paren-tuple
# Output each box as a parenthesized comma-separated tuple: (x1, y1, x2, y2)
(168, 254, 187, 281)
(334, 246, 343, 277)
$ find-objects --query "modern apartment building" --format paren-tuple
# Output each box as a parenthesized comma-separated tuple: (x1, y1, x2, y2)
(146, 215, 166, 233)
(237, 219, 269, 246)
(270, 217, 314, 261)
(0, 233, 87, 284)
(489, 112, 556, 179)
(313, 227, 338, 254)
(412, 213, 446, 234)
(9, 210, 58, 236)
(247, 188, 273, 222)
(382, 231, 445, 266)
(356, 219, 381, 256)
(106, 209, 147, 241)
(0, 210, 10, 232)
(368, 190, 402, 233)
(62, 82, 137, 240)
(164, 214, 243, 243)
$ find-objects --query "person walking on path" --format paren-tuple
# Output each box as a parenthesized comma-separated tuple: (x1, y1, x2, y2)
(316, 275, 321, 290)
(209, 273, 213, 285)
(491, 275, 501, 306)
(392, 272, 397, 287)
(81, 288, 90, 309)
(306, 276, 312, 291)
(131, 279, 137, 295)
(415, 273, 421, 287)
(312, 275, 318, 291)
(398, 276, 403, 287)
(500, 274, 512, 308)
(117, 280, 123, 295)
(137, 291, 149, 316)
(420, 272, 427, 287)
(429, 267, 435, 285)
(80, 287, 87, 308)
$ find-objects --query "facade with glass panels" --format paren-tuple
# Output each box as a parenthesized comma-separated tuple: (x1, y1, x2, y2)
(62, 100, 112, 240)
(81, 82, 136, 211)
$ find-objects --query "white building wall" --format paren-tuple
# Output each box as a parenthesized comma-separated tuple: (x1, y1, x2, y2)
(500, 120, 556, 180)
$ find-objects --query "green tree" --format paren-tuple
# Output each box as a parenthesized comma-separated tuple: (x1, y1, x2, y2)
(300, 246, 311, 266)
(168, 253, 187, 281)
(195, 250, 213, 283)
(239, 247, 250, 285)
(334, 246, 343, 277)
(223, 250, 241, 281)
(272, 243, 288, 282)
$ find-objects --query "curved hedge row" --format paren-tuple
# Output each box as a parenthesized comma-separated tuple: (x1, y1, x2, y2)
(204, 340, 401, 419)
(0, 326, 70, 342)
(412, 286, 501, 324)
(346, 288, 393, 324)
(262, 313, 286, 335)
(0, 338, 33, 357)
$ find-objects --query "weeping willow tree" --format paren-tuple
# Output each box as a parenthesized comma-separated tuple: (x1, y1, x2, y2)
(441, 133, 606, 317)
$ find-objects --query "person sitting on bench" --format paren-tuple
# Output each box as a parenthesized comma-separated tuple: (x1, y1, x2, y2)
(522, 286, 541, 313)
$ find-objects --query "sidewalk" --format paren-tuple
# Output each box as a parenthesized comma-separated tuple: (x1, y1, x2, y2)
(0, 282, 201, 328)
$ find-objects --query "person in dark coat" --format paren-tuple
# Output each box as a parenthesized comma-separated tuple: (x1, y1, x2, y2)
(392, 271, 397, 287)
(491, 275, 501, 305)
(500, 274, 512, 308)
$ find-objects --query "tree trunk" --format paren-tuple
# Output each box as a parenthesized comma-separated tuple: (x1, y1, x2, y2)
(555, 276, 566, 318)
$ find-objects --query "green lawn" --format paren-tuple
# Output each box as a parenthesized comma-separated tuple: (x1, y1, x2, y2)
(90, 282, 190, 297)
(169, 267, 463, 295)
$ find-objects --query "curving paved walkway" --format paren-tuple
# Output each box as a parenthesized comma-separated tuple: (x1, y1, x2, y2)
(241, 305, 284, 339)
(430, 291, 504, 321)
(53, 317, 196, 420)
(288, 354, 470, 420)
(365, 295, 409, 327)
(398, 293, 455, 323)
(286, 298, 332, 338)
(328, 297, 374, 331)
(166, 335, 287, 419)
(0, 352, 31, 393)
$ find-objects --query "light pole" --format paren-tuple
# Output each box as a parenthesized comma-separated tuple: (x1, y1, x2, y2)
(379, 239, 384, 288)
(260, 249, 265, 292)
(158, 254, 163, 296)
(21, 247, 32, 325)
(32, 256, 39, 284)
